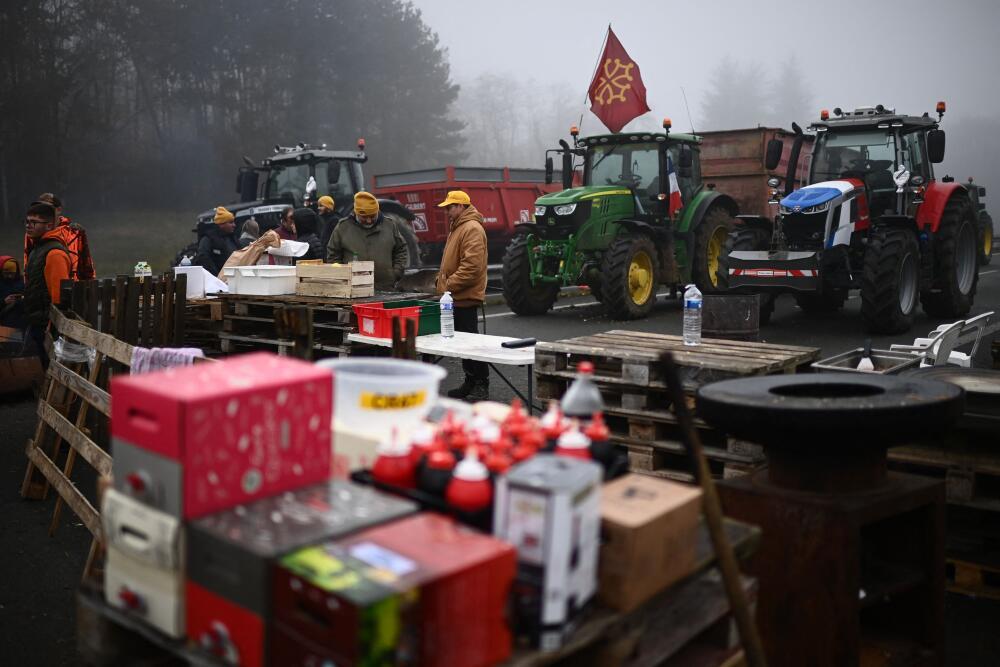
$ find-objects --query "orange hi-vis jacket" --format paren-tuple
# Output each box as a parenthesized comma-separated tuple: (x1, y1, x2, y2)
(23, 215, 96, 281)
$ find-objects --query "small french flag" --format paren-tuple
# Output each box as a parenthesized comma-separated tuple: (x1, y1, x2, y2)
(667, 157, 683, 217)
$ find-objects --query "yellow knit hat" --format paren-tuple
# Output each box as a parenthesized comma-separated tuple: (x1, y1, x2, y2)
(354, 192, 379, 217)
(2, 259, 16, 273)
(318, 195, 335, 210)
(214, 206, 235, 225)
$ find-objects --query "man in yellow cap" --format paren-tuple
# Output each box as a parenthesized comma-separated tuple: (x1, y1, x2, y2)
(327, 192, 407, 289)
(436, 190, 489, 401)
(317, 195, 338, 251)
(195, 206, 239, 275)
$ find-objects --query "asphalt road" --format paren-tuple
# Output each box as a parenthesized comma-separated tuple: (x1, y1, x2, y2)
(1, 265, 998, 665)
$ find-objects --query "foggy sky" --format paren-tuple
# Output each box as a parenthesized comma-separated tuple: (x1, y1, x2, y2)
(413, 0, 999, 133)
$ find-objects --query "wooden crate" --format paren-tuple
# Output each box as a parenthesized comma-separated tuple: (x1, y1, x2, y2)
(888, 442, 1000, 511)
(295, 261, 374, 298)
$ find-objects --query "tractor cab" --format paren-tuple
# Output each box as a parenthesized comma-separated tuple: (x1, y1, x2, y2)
(804, 106, 945, 220)
(541, 123, 701, 233)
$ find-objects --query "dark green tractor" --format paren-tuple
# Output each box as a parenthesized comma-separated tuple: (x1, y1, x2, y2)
(501, 121, 739, 319)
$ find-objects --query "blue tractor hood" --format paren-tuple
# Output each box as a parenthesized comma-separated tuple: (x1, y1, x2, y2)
(780, 186, 842, 211)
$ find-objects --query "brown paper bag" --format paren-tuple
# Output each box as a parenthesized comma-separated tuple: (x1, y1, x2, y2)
(218, 230, 281, 282)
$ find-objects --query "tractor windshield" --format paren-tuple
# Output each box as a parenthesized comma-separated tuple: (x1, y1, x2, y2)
(265, 158, 359, 207)
(588, 142, 659, 194)
(266, 162, 311, 206)
(811, 130, 897, 185)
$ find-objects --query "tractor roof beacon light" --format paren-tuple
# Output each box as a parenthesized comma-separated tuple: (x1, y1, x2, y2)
(820, 109, 829, 121)
(663, 117, 672, 133)
(936, 101, 946, 120)
(357, 138, 366, 151)
(570, 125, 579, 137)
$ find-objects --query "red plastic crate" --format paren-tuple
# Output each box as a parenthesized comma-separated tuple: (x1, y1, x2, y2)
(353, 302, 421, 339)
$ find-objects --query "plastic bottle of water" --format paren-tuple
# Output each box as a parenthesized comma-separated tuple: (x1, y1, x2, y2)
(440, 290, 455, 338)
(682, 283, 702, 346)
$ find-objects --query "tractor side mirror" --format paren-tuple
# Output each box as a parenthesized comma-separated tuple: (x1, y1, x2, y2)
(237, 168, 259, 203)
(765, 139, 783, 171)
(561, 152, 574, 190)
(927, 130, 946, 164)
(545, 156, 554, 185)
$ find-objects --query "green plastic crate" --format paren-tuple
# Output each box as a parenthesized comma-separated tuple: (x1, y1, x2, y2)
(382, 299, 441, 336)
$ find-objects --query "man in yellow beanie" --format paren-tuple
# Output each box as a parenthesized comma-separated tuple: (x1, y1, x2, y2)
(436, 190, 489, 401)
(327, 192, 407, 289)
(195, 206, 239, 275)
(317, 195, 338, 251)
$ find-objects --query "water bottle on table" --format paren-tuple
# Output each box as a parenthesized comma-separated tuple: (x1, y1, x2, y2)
(683, 283, 702, 346)
(440, 290, 455, 338)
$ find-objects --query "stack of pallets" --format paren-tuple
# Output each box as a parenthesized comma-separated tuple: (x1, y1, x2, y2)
(216, 291, 432, 357)
(534, 330, 821, 481)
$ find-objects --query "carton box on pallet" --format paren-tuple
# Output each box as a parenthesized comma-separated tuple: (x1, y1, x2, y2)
(598, 474, 702, 611)
(493, 455, 603, 650)
(102, 489, 185, 637)
(273, 513, 516, 667)
(185, 480, 415, 667)
(110, 352, 332, 519)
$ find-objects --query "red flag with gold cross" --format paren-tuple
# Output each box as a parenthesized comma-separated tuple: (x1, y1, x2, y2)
(587, 28, 650, 133)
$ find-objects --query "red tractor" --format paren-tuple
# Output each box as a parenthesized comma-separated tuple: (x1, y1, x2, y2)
(721, 102, 980, 333)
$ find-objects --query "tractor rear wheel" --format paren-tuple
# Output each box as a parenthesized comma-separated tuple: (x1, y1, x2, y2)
(602, 234, 660, 320)
(384, 212, 422, 269)
(717, 226, 776, 325)
(692, 207, 736, 293)
(980, 212, 994, 266)
(920, 197, 978, 317)
(861, 227, 920, 334)
(501, 235, 559, 315)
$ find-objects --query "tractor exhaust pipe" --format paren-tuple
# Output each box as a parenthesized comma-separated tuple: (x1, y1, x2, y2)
(785, 122, 805, 196)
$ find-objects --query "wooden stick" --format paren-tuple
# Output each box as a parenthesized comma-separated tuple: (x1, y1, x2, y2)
(659, 351, 768, 667)
(49, 352, 105, 535)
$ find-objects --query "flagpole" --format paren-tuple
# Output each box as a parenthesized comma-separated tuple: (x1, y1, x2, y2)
(582, 24, 611, 106)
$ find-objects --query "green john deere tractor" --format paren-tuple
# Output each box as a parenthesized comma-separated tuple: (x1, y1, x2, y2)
(502, 122, 738, 319)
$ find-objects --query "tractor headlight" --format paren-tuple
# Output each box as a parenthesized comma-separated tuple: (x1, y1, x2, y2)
(554, 204, 577, 216)
(535, 205, 547, 218)
(803, 202, 830, 214)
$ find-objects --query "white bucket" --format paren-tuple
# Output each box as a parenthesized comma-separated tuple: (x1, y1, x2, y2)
(316, 358, 446, 440)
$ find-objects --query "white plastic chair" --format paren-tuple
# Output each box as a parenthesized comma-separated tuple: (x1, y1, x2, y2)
(890, 320, 965, 367)
(945, 311, 994, 367)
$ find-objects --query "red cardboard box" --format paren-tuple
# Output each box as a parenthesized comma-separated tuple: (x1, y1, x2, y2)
(187, 580, 264, 667)
(110, 352, 332, 519)
(273, 513, 516, 667)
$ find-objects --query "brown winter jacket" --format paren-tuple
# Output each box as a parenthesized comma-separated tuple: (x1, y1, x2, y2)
(436, 205, 487, 306)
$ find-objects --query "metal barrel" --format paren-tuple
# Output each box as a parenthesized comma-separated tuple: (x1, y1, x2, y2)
(701, 294, 760, 342)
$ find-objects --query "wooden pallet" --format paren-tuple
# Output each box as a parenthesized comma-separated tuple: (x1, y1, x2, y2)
(946, 558, 1000, 600)
(295, 261, 375, 298)
(535, 330, 820, 389)
(216, 291, 432, 359)
(888, 443, 1000, 511)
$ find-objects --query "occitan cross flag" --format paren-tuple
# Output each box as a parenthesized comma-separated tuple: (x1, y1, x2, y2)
(587, 27, 650, 133)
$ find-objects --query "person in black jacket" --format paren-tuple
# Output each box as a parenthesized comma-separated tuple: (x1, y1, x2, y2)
(293, 208, 324, 261)
(317, 195, 339, 256)
(195, 207, 239, 275)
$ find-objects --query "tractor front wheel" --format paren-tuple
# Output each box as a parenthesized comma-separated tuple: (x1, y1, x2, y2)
(602, 234, 660, 320)
(920, 197, 978, 318)
(501, 236, 559, 315)
(692, 207, 736, 293)
(717, 226, 775, 325)
(980, 213, 994, 266)
(861, 227, 920, 334)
